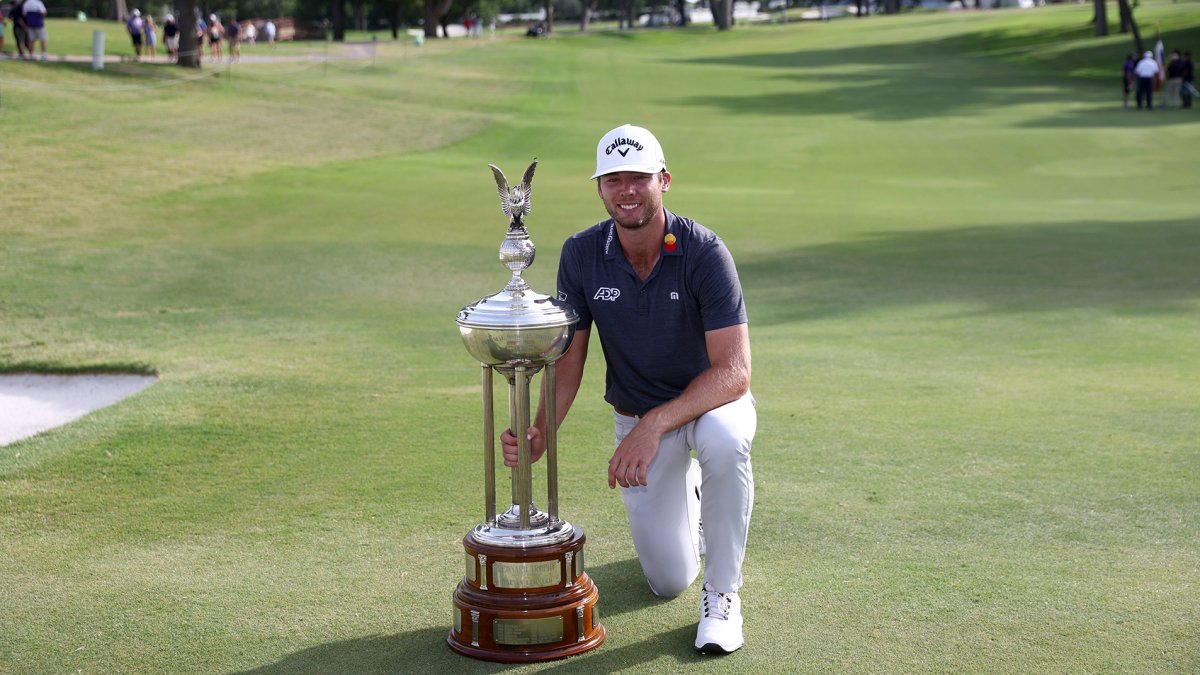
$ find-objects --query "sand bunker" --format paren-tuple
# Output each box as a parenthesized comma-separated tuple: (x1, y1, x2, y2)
(0, 374, 157, 446)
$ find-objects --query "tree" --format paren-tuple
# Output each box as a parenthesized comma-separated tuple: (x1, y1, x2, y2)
(543, 0, 554, 32)
(350, 0, 364, 30)
(425, 0, 454, 36)
(332, 0, 347, 40)
(712, 0, 732, 30)
(1093, 0, 1108, 37)
(580, 0, 600, 31)
(1116, 0, 1143, 53)
(176, 0, 201, 68)
(675, 0, 688, 26)
(617, 0, 635, 29)
(378, 0, 407, 38)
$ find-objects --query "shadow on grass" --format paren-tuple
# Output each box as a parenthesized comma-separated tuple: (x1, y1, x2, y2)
(26, 59, 216, 81)
(672, 40, 1073, 122)
(537, 625, 711, 673)
(234, 558, 718, 674)
(1014, 104, 1200, 128)
(232, 625, 712, 674)
(584, 556, 690, 617)
(741, 218, 1200, 325)
(232, 627, 463, 675)
(0, 362, 158, 375)
(669, 33, 1200, 128)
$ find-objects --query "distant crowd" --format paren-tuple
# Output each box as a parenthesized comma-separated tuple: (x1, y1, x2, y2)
(1123, 47, 1195, 110)
(125, 9, 278, 63)
(0, 1, 278, 63)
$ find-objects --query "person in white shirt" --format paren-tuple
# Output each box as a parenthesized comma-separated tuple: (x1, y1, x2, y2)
(1134, 51, 1161, 110)
(21, 0, 47, 60)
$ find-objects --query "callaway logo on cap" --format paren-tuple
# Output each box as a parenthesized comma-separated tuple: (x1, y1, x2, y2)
(591, 124, 667, 180)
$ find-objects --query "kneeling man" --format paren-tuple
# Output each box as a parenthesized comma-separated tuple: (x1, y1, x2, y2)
(503, 124, 756, 654)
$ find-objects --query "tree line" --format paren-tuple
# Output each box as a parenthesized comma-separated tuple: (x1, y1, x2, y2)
(51, 0, 1152, 67)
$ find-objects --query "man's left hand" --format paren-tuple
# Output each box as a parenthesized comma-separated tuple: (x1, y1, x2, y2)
(608, 421, 661, 489)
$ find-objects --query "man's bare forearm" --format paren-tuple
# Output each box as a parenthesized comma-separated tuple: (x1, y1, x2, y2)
(638, 323, 750, 438)
(532, 328, 589, 434)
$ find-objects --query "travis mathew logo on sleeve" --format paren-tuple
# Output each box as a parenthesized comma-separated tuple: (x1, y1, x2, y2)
(605, 138, 645, 158)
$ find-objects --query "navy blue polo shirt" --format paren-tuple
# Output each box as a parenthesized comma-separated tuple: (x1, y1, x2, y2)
(557, 209, 747, 415)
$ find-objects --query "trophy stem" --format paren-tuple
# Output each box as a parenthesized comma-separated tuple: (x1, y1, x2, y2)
(482, 364, 496, 526)
(508, 380, 518, 511)
(545, 363, 559, 522)
(515, 365, 533, 530)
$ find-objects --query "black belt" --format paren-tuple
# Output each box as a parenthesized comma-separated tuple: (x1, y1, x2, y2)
(614, 407, 643, 419)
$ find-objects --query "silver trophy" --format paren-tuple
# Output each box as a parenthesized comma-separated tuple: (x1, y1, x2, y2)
(448, 161, 605, 662)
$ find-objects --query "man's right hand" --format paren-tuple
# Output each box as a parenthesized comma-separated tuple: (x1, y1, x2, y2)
(500, 426, 547, 468)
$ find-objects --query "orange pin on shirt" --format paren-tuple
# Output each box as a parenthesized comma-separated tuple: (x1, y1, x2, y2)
(664, 233, 677, 252)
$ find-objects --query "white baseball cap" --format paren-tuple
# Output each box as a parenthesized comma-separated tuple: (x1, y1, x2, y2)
(591, 124, 667, 180)
(132, 8, 140, 15)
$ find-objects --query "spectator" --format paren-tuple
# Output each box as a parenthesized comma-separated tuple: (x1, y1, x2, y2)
(144, 13, 158, 59)
(163, 13, 179, 62)
(1122, 53, 1135, 109)
(10, 0, 28, 60)
(195, 12, 206, 60)
(264, 19, 276, 48)
(127, 8, 144, 60)
(243, 21, 256, 46)
(21, 0, 44, 61)
(208, 14, 222, 61)
(225, 17, 239, 62)
(1134, 50, 1160, 110)
(1164, 50, 1184, 108)
(1, 4, 7, 57)
(1183, 51, 1194, 109)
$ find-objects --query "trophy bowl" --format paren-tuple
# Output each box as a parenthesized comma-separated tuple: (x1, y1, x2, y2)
(457, 291, 577, 369)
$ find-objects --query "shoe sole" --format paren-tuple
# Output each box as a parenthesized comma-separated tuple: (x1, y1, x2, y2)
(696, 642, 741, 654)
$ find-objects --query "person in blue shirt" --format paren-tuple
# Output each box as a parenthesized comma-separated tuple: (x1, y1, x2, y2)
(502, 124, 756, 655)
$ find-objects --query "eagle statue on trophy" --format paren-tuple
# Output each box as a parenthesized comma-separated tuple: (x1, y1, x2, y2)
(489, 160, 538, 231)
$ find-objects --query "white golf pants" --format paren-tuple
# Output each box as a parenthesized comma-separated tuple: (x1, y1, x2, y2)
(614, 392, 755, 597)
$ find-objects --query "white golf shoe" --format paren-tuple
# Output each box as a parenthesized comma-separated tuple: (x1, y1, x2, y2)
(695, 583, 743, 654)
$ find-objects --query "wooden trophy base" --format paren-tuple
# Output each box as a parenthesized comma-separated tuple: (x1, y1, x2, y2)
(447, 526, 605, 663)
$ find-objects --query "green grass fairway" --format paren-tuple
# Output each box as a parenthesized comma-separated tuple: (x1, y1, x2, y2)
(2, 3, 1198, 672)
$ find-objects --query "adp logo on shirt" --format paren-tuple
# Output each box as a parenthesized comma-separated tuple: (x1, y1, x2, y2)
(593, 287, 621, 302)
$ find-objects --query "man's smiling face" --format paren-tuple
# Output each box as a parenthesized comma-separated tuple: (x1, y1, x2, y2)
(597, 170, 671, 231)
